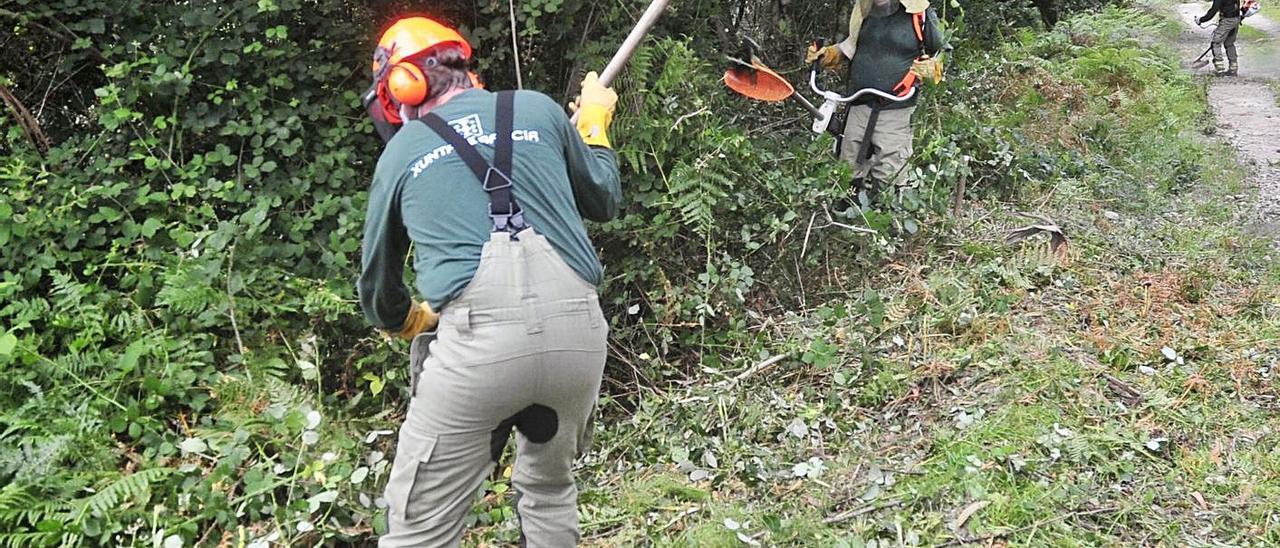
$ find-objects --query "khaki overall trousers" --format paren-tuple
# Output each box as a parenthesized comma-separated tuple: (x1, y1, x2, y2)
(380, 230, 607, 547)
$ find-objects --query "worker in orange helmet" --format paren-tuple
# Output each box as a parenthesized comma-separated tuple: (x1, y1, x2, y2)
(357, 17, 622, 547)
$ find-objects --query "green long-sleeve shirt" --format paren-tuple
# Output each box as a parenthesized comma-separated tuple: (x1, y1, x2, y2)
(847, 5, 944, 110)
(358, 88, 622, 331)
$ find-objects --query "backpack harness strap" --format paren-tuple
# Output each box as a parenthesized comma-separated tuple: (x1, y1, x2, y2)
(421, 91, 529, 233)
(889, 12, 928, 97)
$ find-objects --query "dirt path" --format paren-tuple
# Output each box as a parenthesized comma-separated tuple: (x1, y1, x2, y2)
(1175, 3, 1280, 239)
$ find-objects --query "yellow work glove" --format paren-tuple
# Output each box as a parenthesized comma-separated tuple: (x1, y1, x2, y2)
(396, 300, 439, 341)
(911, 56, 944, 84)
(572, 71, 617, 148)
(805, 45, 845, 72)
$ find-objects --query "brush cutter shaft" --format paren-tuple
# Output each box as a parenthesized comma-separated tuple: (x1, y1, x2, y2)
(808, 80, 917, 134)
(571, 0, 669, 123)
(792, 93, 822, 118)
(599, 0, 670, 86)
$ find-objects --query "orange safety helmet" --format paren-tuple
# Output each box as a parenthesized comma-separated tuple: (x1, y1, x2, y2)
(373, 17, 473, 107)
(365, 17, 474, 142)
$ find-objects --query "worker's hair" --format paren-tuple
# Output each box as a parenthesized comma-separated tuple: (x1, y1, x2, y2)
(413, 45, 473, 103)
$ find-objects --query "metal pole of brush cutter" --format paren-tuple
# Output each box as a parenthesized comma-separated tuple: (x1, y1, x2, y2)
(571, 0, 671, 123)
(1191, 45, 1213, 69)
(792, 91, 821, 118)
(1189, 17, 1216, 69)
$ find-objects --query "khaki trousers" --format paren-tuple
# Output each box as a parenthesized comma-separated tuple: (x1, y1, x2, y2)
(1211, 16, 1241, 70)
(380, 230, 608, 547)
(839, 104, 916, 187)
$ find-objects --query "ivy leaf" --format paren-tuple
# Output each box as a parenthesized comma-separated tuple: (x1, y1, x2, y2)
(350, 467, 369, 484)
(0, 332, 17, 356)
(141, 218, 163, 239)
(179, 437, 208, 454)
(118, 339, 146, 372)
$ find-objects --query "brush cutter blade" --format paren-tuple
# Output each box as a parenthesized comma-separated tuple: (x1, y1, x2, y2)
(1190, 58, 1210, 69)
(724, 59, 795, 102)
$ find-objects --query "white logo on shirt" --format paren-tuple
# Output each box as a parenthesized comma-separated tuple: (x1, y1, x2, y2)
(409, 130, 544, 178)
(449, 114, 484, 140)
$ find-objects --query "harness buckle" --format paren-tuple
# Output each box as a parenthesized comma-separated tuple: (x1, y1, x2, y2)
(482, 166, 514, 192)
(491, 208, 529, 234)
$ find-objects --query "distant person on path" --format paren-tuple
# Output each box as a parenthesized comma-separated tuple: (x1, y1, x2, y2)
(357, 17, 622, 547)
(1198, 0, 1243, 76)
(805, 0, 944, 206)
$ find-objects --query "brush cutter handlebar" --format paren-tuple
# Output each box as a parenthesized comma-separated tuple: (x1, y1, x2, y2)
(809, 79, 920, 104)
(807, 64, 918, 134)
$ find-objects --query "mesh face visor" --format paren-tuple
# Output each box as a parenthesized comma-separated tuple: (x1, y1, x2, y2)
(365, 46, 403, 144)
(364, 82, 402, 144)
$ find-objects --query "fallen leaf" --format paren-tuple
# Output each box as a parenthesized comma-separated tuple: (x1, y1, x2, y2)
(1006, 212, 1069, 260)
(1191, 491, 1208, 510)
(952, 500, 990, 530)
(736, 532, 761, 546)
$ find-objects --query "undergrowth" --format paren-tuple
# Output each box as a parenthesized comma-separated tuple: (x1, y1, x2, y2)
(552, 7, 1279, 547)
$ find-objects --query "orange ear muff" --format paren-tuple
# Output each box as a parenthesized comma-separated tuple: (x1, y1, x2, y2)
(387, 62, 428, 106)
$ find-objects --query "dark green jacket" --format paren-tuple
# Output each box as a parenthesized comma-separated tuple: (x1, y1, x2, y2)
(1200, 0, 1241, 23)
(847, 6, 944, 110)
(358, 88, 621, 331)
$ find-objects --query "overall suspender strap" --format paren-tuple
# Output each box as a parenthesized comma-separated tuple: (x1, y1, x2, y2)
(490, 91, 525, 231)
(420, 91, 528, 233)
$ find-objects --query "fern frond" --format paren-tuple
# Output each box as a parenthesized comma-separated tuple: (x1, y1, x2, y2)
(0, 484, 72, 544)
(0, 531, 61, 548)
(156, 264, 220, 315)
(0, 484, 32, 513)
(72, 467, 174, 522)
(0, 297, 51, 331)
(48, 271, 87, 310)
(264, 376, 311, 409)
(669, 163, 730, 239)
(0, 435, 72, 484)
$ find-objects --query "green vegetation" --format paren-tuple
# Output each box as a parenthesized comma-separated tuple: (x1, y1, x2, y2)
(1238, 22, 1268, 41)
(2, 0, 1277, 546)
